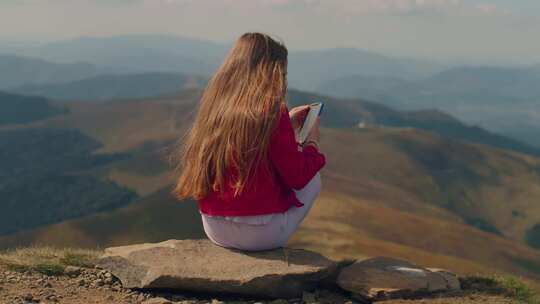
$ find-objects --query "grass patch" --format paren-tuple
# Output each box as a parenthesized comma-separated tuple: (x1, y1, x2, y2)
(0, 246, 101, 276)
(60, 251, 98, 268)
(35, 263, 66, 276)
(461, 275, 540, 304)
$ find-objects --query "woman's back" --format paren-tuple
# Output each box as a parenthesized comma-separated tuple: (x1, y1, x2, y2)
(171, 32, 326, 251)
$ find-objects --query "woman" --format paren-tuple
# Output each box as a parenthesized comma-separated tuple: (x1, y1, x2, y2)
(172, 32, 326, 251)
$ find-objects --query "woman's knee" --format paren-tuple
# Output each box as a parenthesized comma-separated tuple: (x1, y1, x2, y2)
(294, 173, 322, 208)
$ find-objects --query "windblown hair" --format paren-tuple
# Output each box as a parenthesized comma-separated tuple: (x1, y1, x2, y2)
(172, 32, 288, 200)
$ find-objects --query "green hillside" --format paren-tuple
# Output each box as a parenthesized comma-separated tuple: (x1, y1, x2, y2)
(8, 87, 540, 242)
(0, 127, 137, 235)
(0, 91, 67, 125)
(0, 187, 203, 249)
(318, 127, 540, 243)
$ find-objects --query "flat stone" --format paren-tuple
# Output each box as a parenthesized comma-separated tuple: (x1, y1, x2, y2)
(142, 297, 172, 304)
(337, 257, 458, 301)
(97, 239, 336, 298)
(427, 268, 461, 290)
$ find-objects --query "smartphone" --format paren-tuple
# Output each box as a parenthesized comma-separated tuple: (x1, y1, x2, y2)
(295, 102, 324, 144)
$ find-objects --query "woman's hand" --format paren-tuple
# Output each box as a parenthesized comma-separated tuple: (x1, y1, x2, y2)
(289, 105, 310, 131)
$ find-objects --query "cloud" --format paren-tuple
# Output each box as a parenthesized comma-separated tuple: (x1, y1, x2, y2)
(1, 0, 142, 5)
(300, 0, 508, 17)
(474, 4, 510, 16)
(3, 0, 506, 17)
(137, 0, 508, 17)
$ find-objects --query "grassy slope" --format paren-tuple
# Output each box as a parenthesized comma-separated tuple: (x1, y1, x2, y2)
(3, 180, 540, 282)
(318, 127, 540, 242)
(0, 89, 200, 154)
(0, 187, 204, 249)
(3, 126, 540, 286)
(3, 89, 540, 286)
(290, 191, 540, 281)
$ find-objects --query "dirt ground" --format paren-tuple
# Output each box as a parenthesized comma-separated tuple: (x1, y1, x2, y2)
(0, 265, 519, 304)
(380, 294, 516, 304)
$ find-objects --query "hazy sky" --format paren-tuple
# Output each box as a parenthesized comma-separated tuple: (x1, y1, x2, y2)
(1, 0, 540, 64)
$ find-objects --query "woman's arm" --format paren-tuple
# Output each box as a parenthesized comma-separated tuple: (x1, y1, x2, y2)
(268, 105, 326, 190)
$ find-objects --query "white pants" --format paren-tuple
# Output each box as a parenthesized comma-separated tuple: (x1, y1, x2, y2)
(201, 172, 322, 251)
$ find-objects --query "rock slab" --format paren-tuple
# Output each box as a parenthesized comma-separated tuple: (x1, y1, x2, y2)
(337, 257, 461, 301)
(96, 239, 336, 298)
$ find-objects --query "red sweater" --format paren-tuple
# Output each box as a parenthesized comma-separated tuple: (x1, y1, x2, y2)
(198, 105, 326, 216)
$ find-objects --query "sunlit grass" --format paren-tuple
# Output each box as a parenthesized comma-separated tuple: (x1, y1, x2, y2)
(461, 275, 540, 304)
(0, 246, 102, 276)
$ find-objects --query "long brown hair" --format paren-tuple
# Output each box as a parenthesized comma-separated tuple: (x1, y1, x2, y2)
(172, 32, 288, 200)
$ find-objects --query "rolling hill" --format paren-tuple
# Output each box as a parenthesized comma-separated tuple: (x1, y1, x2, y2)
(7, 72, 207, 101)
(11, 35, 445, 92)
(0, 187, 203, 249)
(318, 65, 540, 107)
(423, 66, 540, 101)
(0, 91, 67, 125)
(0, 55, 102, 88)
(0, 91, 140, 236)
(16, 35, 229, 76)
(4, 87, 540, 286)
(316, 65, 540, 148)
(288, 48, 444, 91)
(287, 90, 540, 157)
(3, 125, 540, 285)
(0, 127, 137, 235)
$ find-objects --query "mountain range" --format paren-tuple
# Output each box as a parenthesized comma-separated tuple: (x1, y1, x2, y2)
(317, 65, 540, 148)
(3, 34, 540, 287)
(318, 65, 540, 106)
(0, 55, 101, 89)
(7, 72, 207, 101)
(0, 35, 445, 92)
(5, 35, 228, 76)
(287, 48, 445, 91)
(3, 35, 539, 150)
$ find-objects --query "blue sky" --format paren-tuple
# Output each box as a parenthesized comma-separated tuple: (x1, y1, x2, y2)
(1, 0, 539, 64)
